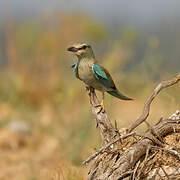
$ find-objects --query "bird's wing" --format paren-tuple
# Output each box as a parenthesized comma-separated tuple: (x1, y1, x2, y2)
(71, 62, 80, 80)
(92, 64, 116, 89)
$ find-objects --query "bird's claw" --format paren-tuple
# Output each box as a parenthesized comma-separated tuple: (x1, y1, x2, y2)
(95, 100, 105, 114)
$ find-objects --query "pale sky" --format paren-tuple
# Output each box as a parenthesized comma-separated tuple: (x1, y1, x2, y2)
(0, 0, 180, 25)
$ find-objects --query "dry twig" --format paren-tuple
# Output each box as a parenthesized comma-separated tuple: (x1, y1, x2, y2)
(136, 146, 150, 179)
(132, 160, 141, 180)
(82, 132, 135, 165)
(128, 73, 180, 132)
(150, 145, 180, 161)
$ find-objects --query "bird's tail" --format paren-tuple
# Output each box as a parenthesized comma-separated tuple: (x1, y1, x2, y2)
(107, 89, 133, 100)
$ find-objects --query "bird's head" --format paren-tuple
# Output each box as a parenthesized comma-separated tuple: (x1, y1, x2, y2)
(67, 43, 94, 59)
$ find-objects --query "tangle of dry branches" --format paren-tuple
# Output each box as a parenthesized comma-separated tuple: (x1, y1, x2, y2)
(85, 73, 180, 180)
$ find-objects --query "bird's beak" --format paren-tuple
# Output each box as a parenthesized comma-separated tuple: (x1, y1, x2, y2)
(67, 46, 78, 52)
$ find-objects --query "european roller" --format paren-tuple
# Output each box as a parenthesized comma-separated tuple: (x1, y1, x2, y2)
(67, 43, 132, 109)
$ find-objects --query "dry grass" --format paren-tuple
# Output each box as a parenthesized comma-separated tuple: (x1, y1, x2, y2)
(0, 98, 178, 179)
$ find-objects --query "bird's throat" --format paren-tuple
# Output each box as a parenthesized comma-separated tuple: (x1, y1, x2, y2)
(78, 57, 96, 64)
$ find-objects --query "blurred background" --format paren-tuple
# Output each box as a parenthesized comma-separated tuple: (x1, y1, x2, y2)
(0, 0, 180, 179)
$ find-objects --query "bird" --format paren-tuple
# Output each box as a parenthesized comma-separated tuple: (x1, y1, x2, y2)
(67, 43, 133, 109)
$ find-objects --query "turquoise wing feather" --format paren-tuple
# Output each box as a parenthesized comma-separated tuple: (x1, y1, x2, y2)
(92, 64, 133, 100)
(92, 64, 116, 89)
(71, 62, 80, 80)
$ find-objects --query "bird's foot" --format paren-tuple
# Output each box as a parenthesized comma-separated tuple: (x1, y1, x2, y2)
(95, 100, 105, 114)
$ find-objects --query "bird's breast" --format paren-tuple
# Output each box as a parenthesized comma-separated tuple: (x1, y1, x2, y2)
(78, 61, 103, 90)
(78, 61, 94, 82)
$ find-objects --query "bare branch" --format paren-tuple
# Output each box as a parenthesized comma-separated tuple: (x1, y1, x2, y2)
(88, 88, 118, 144)
(128, 73, 180, 132)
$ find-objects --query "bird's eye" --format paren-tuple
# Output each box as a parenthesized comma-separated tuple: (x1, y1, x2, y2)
(82, 45, 87, 49)
(78, 45, 87, 50)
